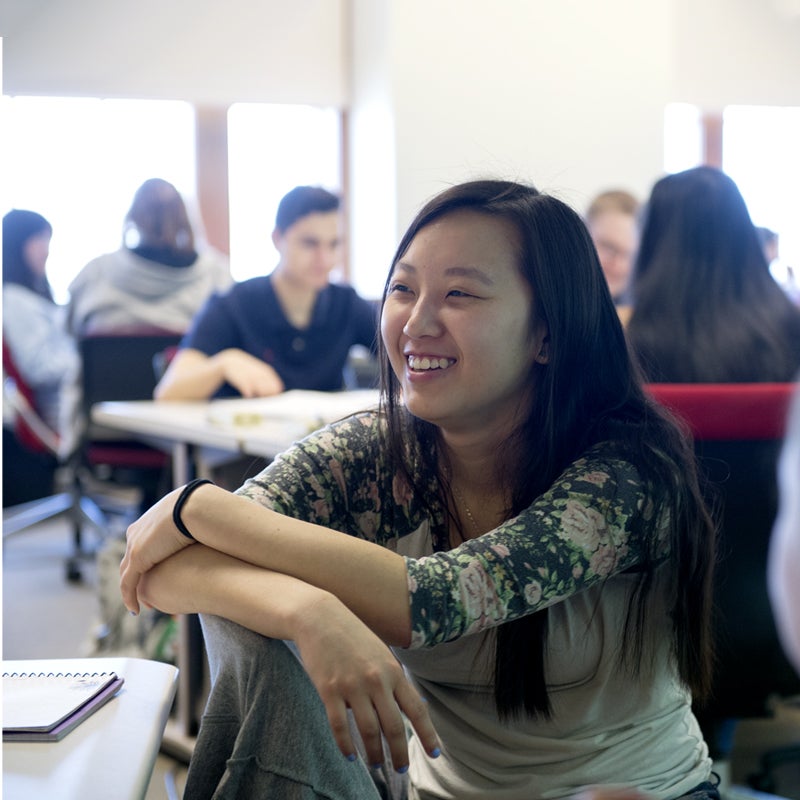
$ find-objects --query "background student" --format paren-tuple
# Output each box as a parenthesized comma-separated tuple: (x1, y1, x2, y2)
(584, 188, 641, 309)
(625, 166, 800, 383)
(122, 179, 718, 800)
(154, 184, 378, 401)
(3, 209, 80, 504)
(67, 177, 232, 335)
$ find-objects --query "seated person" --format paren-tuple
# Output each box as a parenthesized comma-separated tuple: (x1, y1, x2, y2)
(626, 167, 800, 383)
(154, 185, 378, 401)
(122, 179, 719, 800)
(584, 188, 641, 312)
(3, 209, 79, 504)
(67, 178, 232, 335)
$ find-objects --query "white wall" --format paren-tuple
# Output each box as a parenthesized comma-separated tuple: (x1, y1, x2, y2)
(673, 0, 800, 109)
(3, 0, 800, 296)
(391, 1, 671, 230)
(0, 0, 347, 106)
(347, 0, 800, 295)
(347, 0, 398, 297)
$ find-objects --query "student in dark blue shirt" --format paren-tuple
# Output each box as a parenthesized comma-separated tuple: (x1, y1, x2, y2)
(155, 186, 377, 400)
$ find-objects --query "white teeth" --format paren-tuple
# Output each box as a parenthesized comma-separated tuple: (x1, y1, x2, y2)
(407, 356, 453, 371)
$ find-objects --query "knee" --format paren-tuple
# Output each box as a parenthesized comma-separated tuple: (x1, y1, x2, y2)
(200, 615, 301, 690)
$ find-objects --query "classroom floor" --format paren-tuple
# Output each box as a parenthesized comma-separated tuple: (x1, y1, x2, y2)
(4, 513, 800, 800)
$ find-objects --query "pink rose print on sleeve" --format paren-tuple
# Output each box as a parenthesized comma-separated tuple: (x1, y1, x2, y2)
(558, 499, 607, 552)
(524, 580, 543, 606)
(589, 543, 619, 577)
(580, 470, 610, 487)
(459, 561, 506, 635)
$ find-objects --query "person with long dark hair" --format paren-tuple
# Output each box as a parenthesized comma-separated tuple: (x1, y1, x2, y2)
(626, 166, 800, 383)
(120, 179, 718, 799)
(3, 209, 79, 504)
(3, 208, 79, 433)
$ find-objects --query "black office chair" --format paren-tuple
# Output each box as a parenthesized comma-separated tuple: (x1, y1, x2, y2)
(648, 382, 800, 794)
(4, 329, 182, 581)
(77, 329, 183, 513)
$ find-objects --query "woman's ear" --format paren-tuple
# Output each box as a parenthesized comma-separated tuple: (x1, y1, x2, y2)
(534, 332, 550, 365)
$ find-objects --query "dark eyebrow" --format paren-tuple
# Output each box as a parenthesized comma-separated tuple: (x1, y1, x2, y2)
(395, 261, 495, 286)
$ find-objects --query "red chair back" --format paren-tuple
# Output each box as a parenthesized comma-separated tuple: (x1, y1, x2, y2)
(2, 339, 59, 454)
(646, 382, 795, 441)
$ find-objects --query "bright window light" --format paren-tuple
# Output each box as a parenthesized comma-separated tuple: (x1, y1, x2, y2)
(227, 103, 341, 284)
(663, 103, 703, 174)
(2, 98, 344, 303)
(1, 96, 196, 304)
(723, 105, 800, 291)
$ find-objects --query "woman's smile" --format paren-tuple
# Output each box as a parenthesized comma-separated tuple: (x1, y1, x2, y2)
(406, 354, 456, 372)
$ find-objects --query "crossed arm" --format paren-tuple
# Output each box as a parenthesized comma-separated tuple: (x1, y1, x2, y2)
(119, 482, 439, 769)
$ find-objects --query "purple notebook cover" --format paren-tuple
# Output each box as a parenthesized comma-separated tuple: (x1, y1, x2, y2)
(3, 676, 125, 742)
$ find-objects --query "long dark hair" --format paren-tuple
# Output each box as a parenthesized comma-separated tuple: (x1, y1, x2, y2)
(2, 209, 54, 301)
(627, 166, 800, 382)
(377, 179, 715, 718)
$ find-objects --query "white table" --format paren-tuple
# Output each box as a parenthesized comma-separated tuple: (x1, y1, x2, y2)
(91, 389, 380, 484)
(3, 657, 178, 800)
(89, 390, 380, 738)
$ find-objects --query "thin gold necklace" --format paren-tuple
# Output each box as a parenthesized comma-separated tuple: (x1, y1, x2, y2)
(450, 481, 481, 537)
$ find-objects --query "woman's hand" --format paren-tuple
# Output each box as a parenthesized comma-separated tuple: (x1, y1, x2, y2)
(294, 592, 440, 773)
(120, 485, 200, 614)
(132, 540, 440, 772)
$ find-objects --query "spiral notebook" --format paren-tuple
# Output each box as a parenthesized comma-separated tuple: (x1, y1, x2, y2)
(2, 669, 125, 742)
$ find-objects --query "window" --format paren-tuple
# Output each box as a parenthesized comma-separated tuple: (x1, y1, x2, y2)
(723, 105, 800, 290)
(1, 97, 344, 301)
(1, 96, 196, 303)
(663, 103, 703, 175)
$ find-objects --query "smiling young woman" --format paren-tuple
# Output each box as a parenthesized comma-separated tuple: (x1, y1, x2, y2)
(381, 210, 547, 440)
(120, 179, 719, 800)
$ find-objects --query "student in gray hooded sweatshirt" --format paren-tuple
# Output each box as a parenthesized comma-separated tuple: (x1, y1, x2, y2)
(67, 178, 231, 335)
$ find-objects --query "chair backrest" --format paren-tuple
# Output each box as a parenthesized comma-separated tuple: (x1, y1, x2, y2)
(2, 339, 60, 455)
(647, 382, 800, 720)
(77, 329, 183, 480)
(646, 383, 795, 441)
(79, 329, 183, 411)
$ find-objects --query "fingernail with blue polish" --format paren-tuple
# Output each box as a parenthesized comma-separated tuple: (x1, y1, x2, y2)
(371, 763, 383, 770)
(346, 753, 356, 762)
(396, 765, 409, 774)
(431, 747, 441, 758)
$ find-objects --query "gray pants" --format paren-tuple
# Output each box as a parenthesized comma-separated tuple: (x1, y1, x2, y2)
(184, 614, 408, 800)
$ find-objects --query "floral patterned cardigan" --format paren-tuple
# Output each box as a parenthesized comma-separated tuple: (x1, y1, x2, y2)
(238, 410, 665, 650)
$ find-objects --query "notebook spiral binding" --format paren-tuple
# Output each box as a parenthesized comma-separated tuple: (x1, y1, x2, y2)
(3, 671, 114, 678)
